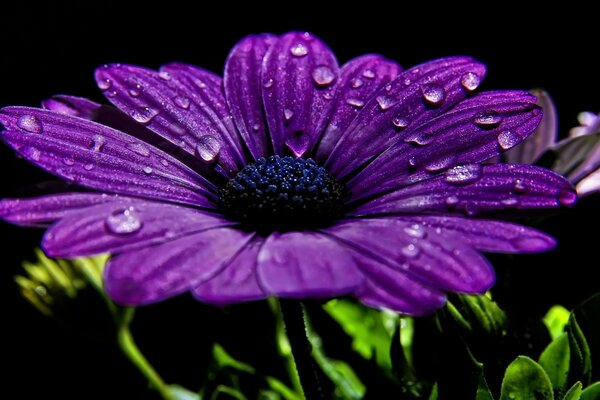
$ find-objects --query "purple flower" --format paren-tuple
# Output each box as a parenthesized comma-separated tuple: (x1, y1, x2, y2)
(0, 32, 576, 315)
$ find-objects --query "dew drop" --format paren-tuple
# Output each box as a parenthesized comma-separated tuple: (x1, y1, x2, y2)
(196, 135, 221, 164)
(83, 163, 94, 171)
(362, 69, 375, 79)
(158, 71, 171, 80)
(403, 78, 411, 86)
(263, 79, 274, 89)
(98, 78, 112, 90)
(127, 142, 151, 157)
(105, 207, 142, 235)
(62, 157, 75, 166)
(444, 164, 482, 184)
(17, 115, 43, 133)
(405, 133, 433, 146)
(350, 78, 363, 88)
(128, 84, 142, 97)
(404, 224, 426, 239)
(460, 72, 481, 91)
(376, 96, 395, 111)
(142, 166, 153, 174)
(23, 146, 41, 161)
(252, 123, 261, 132)
(557, 189, 577, 206)
(173, 96, 191, 109)
(497, 130, 523, 150)
(105, 90, 118, 98)
(473, 110, 502, 127)
(322, 91, 334, 100)
(501, 197, 519, 207)
(160, 159, 169, 166)
(421, 83, 446, 106)
(445, 195, 460, 206)
(290, 43, 308, 57)
(130, 106, 159, 125)
(424, 155, 456, 172)
(385, 84, 392, 92)
(402, 244, 420, 258)
(194, 80, 207, 89)
(408, 157, 418, 168)
(311, 65, 336, 87)
(346, 98, 365, 108)
(283, 108, 294, 122)
(465, 202, 478, 216)
(513, 179, 527, 192)
(392, 116, 410, 129)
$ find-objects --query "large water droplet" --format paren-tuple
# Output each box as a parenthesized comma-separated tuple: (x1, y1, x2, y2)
(290, 43, 308, 57)
(130, 106, 159, 125)
(90, 136, 105, 154)
(362, 69, 375, 79)
(497, 130, 523, 150)
(98, 78, 112, 90)
(350, 78, 363, 88)
(173, 96, 191, 109)
(376, 96, 395, 111)
(311, 65, 335, 87)
(17, 115, 43, 133)
(142, 166, 153, 174)
(422, 83, 446, 106)
(105, 207, 142, 235)
(283, 108, 294, 122)
(196, 135, 221, 164)
(128, 84, 142, 97)
(460, 72, 481, 91)
(473, 110, 502, 127)
(404, 224, 426, 239)
(158, 71, 171, 80)
(346, 98, 365, 108)
(557, 189, 577, 206)
(127, 142, 151, 157)
(444, 164, 482, 184)
(405, 133, 433, 146)
(392, 116, 410, 129)
(402, 244, 420, 258)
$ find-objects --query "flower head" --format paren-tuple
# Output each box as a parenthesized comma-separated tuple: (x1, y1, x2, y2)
(0, 32, 576, 315)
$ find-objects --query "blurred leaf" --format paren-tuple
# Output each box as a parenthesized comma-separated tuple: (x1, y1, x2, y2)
(211, 385, 247, 400)
(538, 131, 600, 176)
(562, 382, 582, 400)
(452, 294, 507, 336)
(265, 377, 303, 400)
(169, 385, 200, 400)
(581, 382, 600, 400)
(567, 315, 592, 387)
(574, 294, 600, 382)
(323, 299, 395, 371)
(539, 333, 570, 393)
(213, 343, 255, 374)
(428, 383, 438, 400)
(500, 356, 554, 400)
(544, 306, 571, 340)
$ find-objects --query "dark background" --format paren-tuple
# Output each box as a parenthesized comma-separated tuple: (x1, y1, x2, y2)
(1, 2, 599, 399)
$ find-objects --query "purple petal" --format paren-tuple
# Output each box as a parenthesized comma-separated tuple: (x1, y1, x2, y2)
(386, 215, 556, 253)
(0, 107, 216, 207)
(0, 193, 118, 226)
(42, 201, 232, 258)
(324, 218, 494, 293)
(256, 231, 362, 297)
(504, 89, 557, 164)
(262, 32, 339, 157)
(193, 238, 266, 305)
(577, 168, 600, 195)
(353, 164, 576, 216)
(104, 227, 253, 305)
(95, 64, 245, 177)
(314, 55, 401, 162)
(356, 280, 446, 316)
(349, 91, 541, 199)
(42, 95, 101, 118)
(326, 57, 486, 178)
(224, 34, 278, 159)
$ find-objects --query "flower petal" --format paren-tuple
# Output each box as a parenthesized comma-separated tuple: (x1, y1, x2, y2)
(314, 54, 401, 162)
(0, 193, 117, 226)
(326, 57, 486, 178)
(42, 201, 233, 258)
(353, 164, 576, 216)
(0, 107, 216, 207)
(576, 168, 600, 196)
(324, 218, 494, 293)
(224, 34, 278, 159)
(349, 91, 541, 199)
(95, 64, 245, 177)
(262, 32, 339, 157)
(257, 231, 362, 297)
(104, 227, 253, 305)
(193, 238, 266, 305)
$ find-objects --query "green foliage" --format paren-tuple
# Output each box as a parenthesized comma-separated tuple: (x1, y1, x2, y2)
(544, 306, 572, 340)
(562, 382, 583, 400)
(581, 382, 600, 400)
(539, 333, 570, 393)
(500, 356, 554, 400)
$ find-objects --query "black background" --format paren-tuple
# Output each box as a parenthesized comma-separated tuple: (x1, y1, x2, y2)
(1, 2, 599, 399)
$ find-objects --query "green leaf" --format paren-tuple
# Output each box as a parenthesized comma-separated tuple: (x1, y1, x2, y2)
(562, 382, 583, 400)
(539, 333, 571, 392)
(213, 343, 255, 374)
(169, 385, 201, 400)
(581, 382, 600, 400)
(428, 383, 438, 400)
(544, 305, 571, 340)
(265, 377, 303, 400)
(574, 294, 600, 382)
(454, 294, 507, 336)
(500, 356, 554, 400)
(567, 315, 592, 386)
(323, 299, 395, 370)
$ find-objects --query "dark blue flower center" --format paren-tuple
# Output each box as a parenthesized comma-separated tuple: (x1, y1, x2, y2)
(219, 156, 348, 231)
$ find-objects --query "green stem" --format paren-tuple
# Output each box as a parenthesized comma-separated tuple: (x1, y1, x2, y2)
(117, 308, 175, 400)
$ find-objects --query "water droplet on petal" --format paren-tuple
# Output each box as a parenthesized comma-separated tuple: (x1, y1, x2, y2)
(346, 98, 365, 108)
(158, 71, 171, 80)
(105, 207, 142, 235)
(404, 78, 411, 86)
(384, 84, 392, 92)
(83, 163, 94, 171)
(408, 157, 418, 168)
(497, 130, 524, 150)
(263, 78, 274, 89)
(402, 244, 420, 258)
(350, 78, 363, 88)
(405, 133, 433, 146)
(252, 123, 261, 132)
(421, 83, 446, 106)
(290, 43, 308, 57)
(460, 72, 481, 91)
(392, 116, 410, 129)
(446, 195, 460, 206)
(17, 115, 43, 133)
(283, 108, 294, 122)
(128, 84, 142, 97)
(311, 65, 336, 87)
(514, 179, 527, 192)
(465, 202, 478, 216)
(130, 106, 159, 125)
(89, 134, 106, 152)
(62, 157, 75, 166)
(376, 96, 395, 111)
(322, 91, 334, 100)
(161, 159, 169, 166)
(196, 135, 221, 164)
(404, 224, 426, 239)
(444, 164, 482, 184)
(23, 146, 41, 161)
(127, 142, 151, 157)
(502, 197, 519, 207)
(194, 80, 207, 89)
(424, 155, 456, 172)
(98, 78, 112, 90)
(142, 166, 153, 174)
(173, 96, 191, 109)
(362, 69, 375, 79)
(473, 110, 502, 127)
(557, 189, 577, 206)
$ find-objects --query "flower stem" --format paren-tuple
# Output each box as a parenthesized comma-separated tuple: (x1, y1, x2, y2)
(117, 308, 175, 400)
(279, 300, 325, 400)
